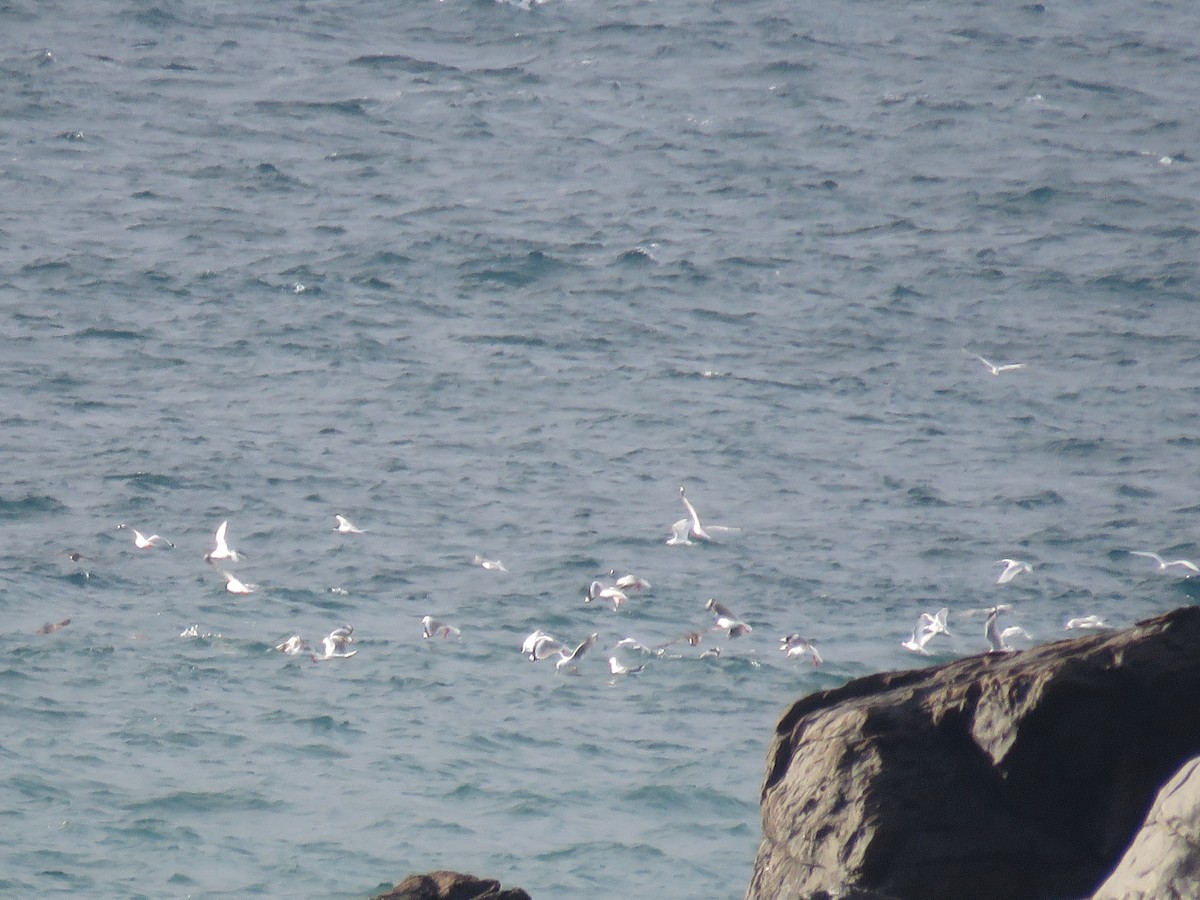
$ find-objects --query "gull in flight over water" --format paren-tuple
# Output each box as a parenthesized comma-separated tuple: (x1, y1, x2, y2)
(204, 520, 243, 563)
(1065, 615, 1111, 631)
(1130, 550, 1200, 577)
(555, 633, 598, 674)
(522, 629, 566, 661)
(964, 349, 1025, 376)
(985, 605, 1031, 653)
(313, 625, 356, 660)
(334, 514, 366, 534)
(609, 570, 651, 592)
(472, 555, 508, 572)
(901, 608, 951, 655)
(780, 634, 823, 667)
(117, 524, 174, 549)
(666, 518, 693, 546)
(705, 599, 752, 637)
(584, 580, 628, 611)
(608, 656, 644, 676)
(275, 635, 311, 655)
(677, 485, 740, 542)
(421, 615, 461, 639)
(995, 559, 1033, 585)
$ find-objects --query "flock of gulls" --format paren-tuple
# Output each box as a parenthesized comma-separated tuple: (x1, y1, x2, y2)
(54, 347, 1197, 676)
(56, 463, 1198, 675)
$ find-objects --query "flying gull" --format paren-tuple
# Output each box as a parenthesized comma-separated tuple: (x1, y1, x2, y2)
(995, 559, 1033, 585)
(964, 349, 1025, 375)
(421, 615, 461, 639)
(204, 520, 243, 562)
(779, 633, 823, 667)
(116, 524, 174, 549)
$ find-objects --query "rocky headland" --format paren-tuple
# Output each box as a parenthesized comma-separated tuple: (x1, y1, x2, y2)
(746, 605, 1200, 900)
(375, 607, 1200, 900)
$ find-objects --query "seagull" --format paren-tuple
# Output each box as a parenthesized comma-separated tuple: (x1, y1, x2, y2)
(522, 629, 566, 661)
(964, 349, 1025, 375)
(705, 598, 752, 637)
(995, 559, 1033, 585)
(313, 625, 356, 660)
(334, 514, 365, 534)
(63, 551, 92, 563)
(584, 580, 628, 610)
(116, 524, 174, 549)
(779, 634, 823, 667)
(421, 615, 461, 639)
(985, 606, 1030, 653)
(204, 520, 243, 562)
(1065, 615, 1111, 630)
(666, 518, 693, 546)
(275, 635, 311, 654)
(219, 569, 254, 595)
(1130, 550, 1200, 576)
(555, 633, 598, 673)
(901, 608, 951, 655)
(608, 656, 644, 676)
(678, 484, 715, 541)
(609, 570, 651, 592)
(472, 555, 508, 572)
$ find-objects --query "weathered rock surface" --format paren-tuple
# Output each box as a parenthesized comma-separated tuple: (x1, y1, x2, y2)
(1092, 754, 1200, 900)
(746, 606, 1200, 900)
(371, 870, 532, 900)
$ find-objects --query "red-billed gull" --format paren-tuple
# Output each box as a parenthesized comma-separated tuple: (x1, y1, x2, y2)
(995, 559, 1033, 585)
(779, 633, 823, 666)
(1130, 550, 1199, 577)
(204, 520, 243, 563)
(333, 514, 365, 534)
(421, 615, 461, 639)
(116, 523, 174, 549)
(964, 349, 1025, 375)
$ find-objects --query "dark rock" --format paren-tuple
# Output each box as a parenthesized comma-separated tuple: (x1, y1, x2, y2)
(371, 870, 531, 900)
(1092, 754, 1200, 899)
(746, 606, 1200, 900)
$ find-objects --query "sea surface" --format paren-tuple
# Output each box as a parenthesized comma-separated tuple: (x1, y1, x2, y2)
(3, 0, 1200, 897)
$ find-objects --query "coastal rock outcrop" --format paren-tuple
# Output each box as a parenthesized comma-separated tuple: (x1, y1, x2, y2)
(746, 606, 1200, 900)
(1092, 754, 1200, 900)
(371, 870, 532, 900)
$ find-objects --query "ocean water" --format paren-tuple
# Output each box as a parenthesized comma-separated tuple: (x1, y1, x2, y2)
(2, 0, 1200, 896)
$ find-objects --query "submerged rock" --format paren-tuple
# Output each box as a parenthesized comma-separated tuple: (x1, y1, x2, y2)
(746, 606, 1200, 900)
(371, 870, 531, 900)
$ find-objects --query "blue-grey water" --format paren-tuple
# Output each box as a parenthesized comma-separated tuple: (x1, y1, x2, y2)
(3, 1, 1200, 896)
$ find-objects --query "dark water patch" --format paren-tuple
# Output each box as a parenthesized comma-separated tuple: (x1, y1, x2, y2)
(33, 869, 93, 889)
(107, 816, 202, 846)
(903, 484, 949, 507)
(459, 250, 571, 287)
(616, 246, 659, 265)
(253, 98, 373, 118)
(455, 332, 548, 349)
(124, 789, 275, 814)
(72, 327, 146, 341)
(102, 471, 185, 490)
(1011, 490, 1066, 509)
(349, 53, 461, 76)
(1115, 483, 1156, 499)
(0, 494, 66, 518)
(1044, 436, 1104, 456)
